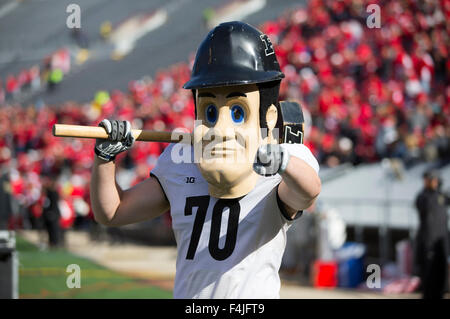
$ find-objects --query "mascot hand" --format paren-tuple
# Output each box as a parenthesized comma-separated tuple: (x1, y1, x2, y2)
(94, 119, 134, 162)
(253, 144, 290, 176)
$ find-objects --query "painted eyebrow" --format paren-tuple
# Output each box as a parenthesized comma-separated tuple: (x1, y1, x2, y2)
(198, 92, 216, 98)
(226, 92, 247, 98)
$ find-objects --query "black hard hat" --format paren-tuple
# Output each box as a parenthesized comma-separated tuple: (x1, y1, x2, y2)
(423, 169, 441, 180)
(183, 21, 284, 89)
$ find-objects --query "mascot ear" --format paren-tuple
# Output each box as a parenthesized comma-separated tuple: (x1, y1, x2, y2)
(265, 104, 278, 143)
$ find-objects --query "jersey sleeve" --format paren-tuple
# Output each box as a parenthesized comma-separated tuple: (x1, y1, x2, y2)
(283, 143, 320, 173)
(149, 143, 176, 201)
(275, 143, 320, 222)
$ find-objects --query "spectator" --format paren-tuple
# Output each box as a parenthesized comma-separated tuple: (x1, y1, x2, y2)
(0, 167, 13, 229)
(41, 174, 62, 248)
(414, 169, 449, 299)
(5, 75, 18, 100)
(0, 77, 4, 106)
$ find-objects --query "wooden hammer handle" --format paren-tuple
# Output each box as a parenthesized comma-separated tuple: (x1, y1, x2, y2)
(52, 124, 191, 143)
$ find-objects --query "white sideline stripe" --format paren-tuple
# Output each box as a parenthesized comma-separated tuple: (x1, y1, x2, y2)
(110, 9, 168, 56)
(208, 0, 266, 28)
(0, 0, 18, 19)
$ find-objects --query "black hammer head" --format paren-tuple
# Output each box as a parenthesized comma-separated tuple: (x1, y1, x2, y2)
(278, 101, 304, 144)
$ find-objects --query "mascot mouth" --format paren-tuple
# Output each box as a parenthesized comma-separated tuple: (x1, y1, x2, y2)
(210, 147, 236, 156)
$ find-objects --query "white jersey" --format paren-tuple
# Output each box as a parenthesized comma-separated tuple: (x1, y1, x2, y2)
(150, 143, 319, 299)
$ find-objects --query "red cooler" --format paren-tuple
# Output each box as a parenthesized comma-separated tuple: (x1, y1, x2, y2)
(313, 260, 338, 288)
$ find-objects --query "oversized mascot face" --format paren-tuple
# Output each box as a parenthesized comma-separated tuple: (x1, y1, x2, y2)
(193, 84, 278, 198)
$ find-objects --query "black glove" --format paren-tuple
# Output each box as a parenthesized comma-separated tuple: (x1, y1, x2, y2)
(94, 119, 134, 162)
(253, 144, 290, 176)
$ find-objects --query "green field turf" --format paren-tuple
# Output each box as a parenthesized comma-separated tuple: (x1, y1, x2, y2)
(16, 236, 172, 299)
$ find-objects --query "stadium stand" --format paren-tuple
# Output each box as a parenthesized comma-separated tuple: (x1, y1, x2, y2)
(0, 0, 448, 239)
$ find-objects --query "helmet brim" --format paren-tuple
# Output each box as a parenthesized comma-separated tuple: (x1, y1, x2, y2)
(183, 68, 284, 89)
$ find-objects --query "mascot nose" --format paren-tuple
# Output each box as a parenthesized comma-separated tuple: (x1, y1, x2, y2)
(210, 111, 236, 143)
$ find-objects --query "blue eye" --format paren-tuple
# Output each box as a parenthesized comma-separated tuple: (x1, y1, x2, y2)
(231, 105, 245, 124)
(205, 104, 218, 125)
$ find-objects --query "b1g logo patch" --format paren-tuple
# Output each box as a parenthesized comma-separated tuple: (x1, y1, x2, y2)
(260, 34, 275, 56)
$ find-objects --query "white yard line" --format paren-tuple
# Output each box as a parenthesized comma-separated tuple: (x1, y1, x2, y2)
(109, 0, 193, 57)
(110, 9, 168, 57)
(208, 0, 266, 29)
(0, 0, 18, 19)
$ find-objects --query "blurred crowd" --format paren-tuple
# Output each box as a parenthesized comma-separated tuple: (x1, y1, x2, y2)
(0, 62, 193, 238)
(0, 0, 449, 241)
(0, 48, 71, 104)
(263, 0, 449, 167)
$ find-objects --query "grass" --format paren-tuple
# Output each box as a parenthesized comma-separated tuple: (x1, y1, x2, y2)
(16, 235, 173, 299)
